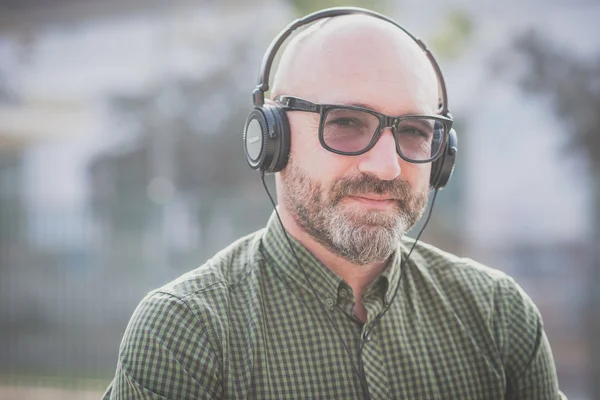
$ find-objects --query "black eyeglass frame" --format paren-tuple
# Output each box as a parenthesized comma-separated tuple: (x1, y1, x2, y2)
(275, 95, 453, 164)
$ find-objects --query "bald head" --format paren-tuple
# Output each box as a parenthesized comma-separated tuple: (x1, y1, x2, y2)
(271, 14, 439, 115)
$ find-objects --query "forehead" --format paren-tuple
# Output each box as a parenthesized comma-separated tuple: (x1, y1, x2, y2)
(276, 15, 439, 115)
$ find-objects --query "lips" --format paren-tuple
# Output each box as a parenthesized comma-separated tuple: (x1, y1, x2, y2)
(354, 195, 395, 201)
(347, 196, 396, 208)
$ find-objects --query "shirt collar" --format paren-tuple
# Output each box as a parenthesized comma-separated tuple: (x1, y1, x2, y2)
(260, 212, 404, 310)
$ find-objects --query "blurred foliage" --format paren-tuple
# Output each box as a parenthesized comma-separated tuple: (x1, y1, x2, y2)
(0, 152, 23, 273)
(0, 69, 18, 103)
(89, 77, 256, 231)
(88, 39, 261, 241)
(508, 29, 600, 396)
(288, 0, 388, 16)
(286, 0, 474, 61)
(430, 10, 473, 59)
(510, 30, 600, 172)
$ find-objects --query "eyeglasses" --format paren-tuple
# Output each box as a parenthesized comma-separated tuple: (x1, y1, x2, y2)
(275, 95, 452, 164)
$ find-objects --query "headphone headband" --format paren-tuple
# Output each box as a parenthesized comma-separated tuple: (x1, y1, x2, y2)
(252, 6, 450, 116)
(243, 6, 457, 189)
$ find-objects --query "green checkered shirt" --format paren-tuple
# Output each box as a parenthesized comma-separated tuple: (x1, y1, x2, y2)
(104, 213, 565, 399)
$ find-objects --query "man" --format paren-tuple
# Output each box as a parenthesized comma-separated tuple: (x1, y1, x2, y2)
(104, 8, 565, 399)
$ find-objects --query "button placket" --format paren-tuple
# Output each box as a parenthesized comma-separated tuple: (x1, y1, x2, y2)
(361, 329, 373, 343)
(359, 329, 390, 399)
(324, 297, 335, 308)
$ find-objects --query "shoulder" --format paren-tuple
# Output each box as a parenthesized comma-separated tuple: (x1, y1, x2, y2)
(403, 237, 509, 290)
(402, 238, 540, 325)
(110, 249, 253, 400)
(401, 240, 561, 393)
(123, 228, 265, 349)
(154, 227, 265, 304)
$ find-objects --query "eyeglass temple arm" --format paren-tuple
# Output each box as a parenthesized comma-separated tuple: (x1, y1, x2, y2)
(275, 96, 320, 112)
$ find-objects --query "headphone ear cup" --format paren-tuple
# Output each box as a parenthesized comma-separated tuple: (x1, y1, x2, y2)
(244, 108, 268, 171)
(430, 128, 458, 189)
(243, 104, 291, 173)
(266, 105, 291, 173)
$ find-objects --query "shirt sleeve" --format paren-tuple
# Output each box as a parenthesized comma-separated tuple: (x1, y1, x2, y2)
(493, 276, 567, 400)
(102, 291, 223, 400)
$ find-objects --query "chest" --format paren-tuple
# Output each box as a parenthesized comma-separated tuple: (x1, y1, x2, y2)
(220, 294, 505, 399)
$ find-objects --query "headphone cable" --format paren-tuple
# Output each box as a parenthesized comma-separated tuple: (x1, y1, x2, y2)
(259, 171, 439, 399)
(358, 187, 440, 359)
(260, 172, 368, 396)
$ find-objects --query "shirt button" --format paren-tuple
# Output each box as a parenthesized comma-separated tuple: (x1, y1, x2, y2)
(339, 289, 348, 298)
(325, 297, 335, 307)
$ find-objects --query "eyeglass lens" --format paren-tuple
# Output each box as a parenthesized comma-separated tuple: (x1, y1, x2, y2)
(322, 107, 444, 161)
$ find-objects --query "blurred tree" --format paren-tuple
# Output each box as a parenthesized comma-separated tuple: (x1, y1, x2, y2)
(288, 0, 387, 16)
(508, 30, 600, 396)
(430, 10, 473, 59)
(287, 0, 473, 62)
(89, 0, 476, 275)
(91, 78, 255, 208)
(0, 68, 18, 103)
(88, 37, 263, 276)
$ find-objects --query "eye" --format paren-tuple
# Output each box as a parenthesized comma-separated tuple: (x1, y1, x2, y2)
(398, 127, 430, 139)
(330, 118, 362, 128)
(396, 119, 437, 141)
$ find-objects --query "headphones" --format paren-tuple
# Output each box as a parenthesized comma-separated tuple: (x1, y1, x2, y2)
(243, 7, 458, 189)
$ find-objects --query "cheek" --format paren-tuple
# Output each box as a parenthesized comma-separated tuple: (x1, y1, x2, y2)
(287, 113, 321, 153)
(402, 162, 431, 191)
(287, 113, 348, 177)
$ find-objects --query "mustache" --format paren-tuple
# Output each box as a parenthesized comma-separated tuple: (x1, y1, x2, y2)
(330, 174, 413, 204)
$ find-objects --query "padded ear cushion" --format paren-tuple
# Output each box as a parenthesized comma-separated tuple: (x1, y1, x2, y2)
(243, 104, 291, 173)
(430, 128, 457, 189)
(265, 104, 291, 173)
(243, 108, 269, 170)
(429, 150, 445, 189)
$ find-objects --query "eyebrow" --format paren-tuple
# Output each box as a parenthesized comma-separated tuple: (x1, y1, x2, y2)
(334, 100, 376, 110)
(401, 118, 435, 129)
(333, 101, 432, 117)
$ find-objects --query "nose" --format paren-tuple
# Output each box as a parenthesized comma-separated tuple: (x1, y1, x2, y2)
(357, 128, 401, 181)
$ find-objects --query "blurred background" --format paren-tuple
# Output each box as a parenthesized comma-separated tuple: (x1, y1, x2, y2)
(0, 0, 598, 398)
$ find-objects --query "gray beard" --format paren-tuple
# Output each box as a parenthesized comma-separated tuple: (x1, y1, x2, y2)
(281, 157, 428, 266)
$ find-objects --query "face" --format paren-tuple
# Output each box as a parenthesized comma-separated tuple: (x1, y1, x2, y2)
(275, 16, 438, 265)
(281, 153, 428, 265)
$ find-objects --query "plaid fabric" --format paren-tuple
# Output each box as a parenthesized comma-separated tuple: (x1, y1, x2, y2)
(104, 212, 565, 399)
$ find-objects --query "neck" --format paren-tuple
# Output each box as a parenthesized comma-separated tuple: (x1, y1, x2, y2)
(276, 205, 387, 299)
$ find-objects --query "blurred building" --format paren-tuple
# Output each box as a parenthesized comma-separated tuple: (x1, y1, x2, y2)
(0, 0, 290, 380)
